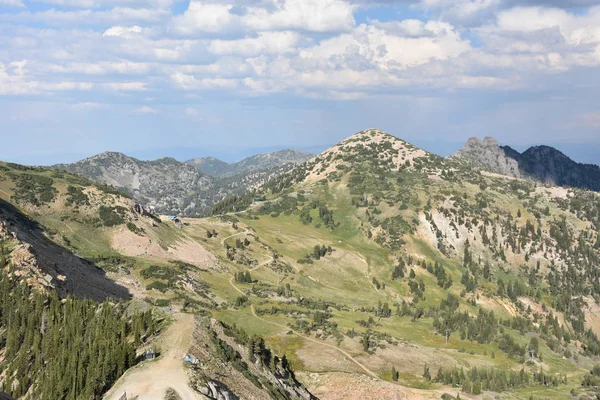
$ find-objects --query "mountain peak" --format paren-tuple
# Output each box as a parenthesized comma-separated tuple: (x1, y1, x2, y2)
(303, 129, 430, 182)
(454, 136, 523, 179)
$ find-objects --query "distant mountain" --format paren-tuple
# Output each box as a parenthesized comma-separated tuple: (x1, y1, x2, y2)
(187, 149, 313, 178)
(185, 156, 230, 177)
(454, 137, 523, 179)
(503, 145, 600, 191)
(53, 151, 214, 215)
(52, 149, 313, 216)
(455, 137, 600, 191)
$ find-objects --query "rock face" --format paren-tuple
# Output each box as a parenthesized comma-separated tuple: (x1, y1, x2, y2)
(454, 137, 523, 178)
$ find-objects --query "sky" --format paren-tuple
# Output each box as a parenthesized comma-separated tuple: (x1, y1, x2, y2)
(0, 0, 599, 165)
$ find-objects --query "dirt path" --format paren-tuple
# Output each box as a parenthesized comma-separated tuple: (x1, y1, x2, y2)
(227, 266, 379, 380)
(249, 304, 379, 379)
(220, 230, 248, 246)
(104, 313, 202, 400)
(227, 255, 274, 296)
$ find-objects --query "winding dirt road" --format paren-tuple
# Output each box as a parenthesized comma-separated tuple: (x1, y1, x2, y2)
(104, 313, 202, 400)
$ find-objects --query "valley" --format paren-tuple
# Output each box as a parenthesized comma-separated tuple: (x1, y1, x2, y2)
(1, 129, 600, 399)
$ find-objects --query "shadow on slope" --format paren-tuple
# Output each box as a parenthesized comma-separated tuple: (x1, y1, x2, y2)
(0, 199, 131, 302)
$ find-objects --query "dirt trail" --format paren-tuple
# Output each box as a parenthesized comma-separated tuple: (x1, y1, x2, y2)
(104, 313, 202, 400)
(249, 304, 379, 379)
(227, 266, 379, 380)
(220, 230, 248, 246)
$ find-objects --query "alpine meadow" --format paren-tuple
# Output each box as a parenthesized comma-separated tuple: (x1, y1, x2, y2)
(2, 0, 600, 399)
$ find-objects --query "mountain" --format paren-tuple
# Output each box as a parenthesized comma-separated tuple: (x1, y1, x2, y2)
(185, 156, 230, 177)
(54, 151, 213, 215)
(454, 137, 523, 178)
(208, 128, 600, 398)
(455, 136, 600, 191)
(503, 145, 600, 191)
(186, 149, 313, 178)
(6, 129, 600, 399)
(53, 149, 313, 217)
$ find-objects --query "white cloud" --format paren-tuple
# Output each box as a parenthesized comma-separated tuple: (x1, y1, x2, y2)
(103, 25, 143, 37)
(72, 102, 105, 109)
(242, 0, 356, 33)
(184, 107, 199, 116)
(171, 73, 239, 90)
(32, 0, 175, 8)
(418, 0, 499, 24)
(46, 61, 151, 75)
(0, 0, 25, 8)
(490, 6, 600, 46)
(137, 105, 158, 113)
(207, 31, 301, 56)
(171, 0, 355, 35)
(2, 7, 170, 26)
(301, 22, 471, 70)
(104, 82, 148, 90)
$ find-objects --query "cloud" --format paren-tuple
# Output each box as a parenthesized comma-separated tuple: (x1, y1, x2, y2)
(562, 112, 600, 129)
(0, 0, 25, 7)
(2, 7, 170, 26)
(31, 0, 175, 8)
(72, 102, 105, 109)
(207, 31, 301, 56)
(171, 0, 356, 35)
(137, 105, 158, 113)
(103, 25, 143, 37)
(492, 6, 600, 46)
(103, 82, 148, 91)
(171, 73, 239, 90)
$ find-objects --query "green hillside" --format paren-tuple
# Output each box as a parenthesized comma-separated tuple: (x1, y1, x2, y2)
(3, 130, 600, 399)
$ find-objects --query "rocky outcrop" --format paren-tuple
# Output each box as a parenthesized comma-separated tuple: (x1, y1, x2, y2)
(454, 137, 523, 178)
(0, 199, 131, 301)
(197, 380, 239, 400)
(189, 318, 318, 400)
(0, 219, 63, 292)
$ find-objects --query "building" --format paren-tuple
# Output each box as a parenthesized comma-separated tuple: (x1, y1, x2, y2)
(144, 349, 156, 360)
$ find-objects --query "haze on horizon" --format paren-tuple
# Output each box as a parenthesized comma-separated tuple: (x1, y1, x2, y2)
(0, 0, 599, 165)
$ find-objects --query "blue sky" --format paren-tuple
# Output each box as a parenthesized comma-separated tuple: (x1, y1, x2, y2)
(0, 0, 599, 165)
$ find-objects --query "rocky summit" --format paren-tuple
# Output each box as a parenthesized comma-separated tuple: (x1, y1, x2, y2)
(454, 137, 522, 178)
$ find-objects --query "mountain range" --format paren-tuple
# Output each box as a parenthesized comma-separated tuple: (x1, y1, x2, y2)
(53, 149, 313, 216)
(4, 129, 600, 399)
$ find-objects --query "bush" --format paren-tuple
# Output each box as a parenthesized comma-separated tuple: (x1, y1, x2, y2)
(146, 281, 169, 292)
(99, 205, 126, 227)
